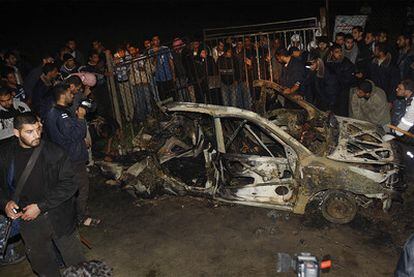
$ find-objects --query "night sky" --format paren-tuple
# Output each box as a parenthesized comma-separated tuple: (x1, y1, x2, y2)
(0, 0, 409, 64)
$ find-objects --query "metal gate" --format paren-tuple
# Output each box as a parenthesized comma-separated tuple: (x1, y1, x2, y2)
(105, 17, 321, 139)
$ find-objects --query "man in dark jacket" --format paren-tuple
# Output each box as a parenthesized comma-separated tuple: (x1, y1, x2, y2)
(304, 51, 340, 111)
(368, 42, 400, 102)
(0, 112, 84, 276)
(31, 63, 59, 121)
(45, 84, 99, 227)
(276, 48, 306, 97)
(326, 44, 356, 116)
(66, 39, 85, 66)
(23, 54, 54, 102)
(396, 34, 414, 81)
(218, 47, 240, 106)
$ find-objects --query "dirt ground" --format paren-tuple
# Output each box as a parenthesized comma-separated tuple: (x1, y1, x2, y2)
(1, 170, 413, 277)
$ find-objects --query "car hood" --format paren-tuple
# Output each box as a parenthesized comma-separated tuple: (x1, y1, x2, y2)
(327, 117, 396, 165)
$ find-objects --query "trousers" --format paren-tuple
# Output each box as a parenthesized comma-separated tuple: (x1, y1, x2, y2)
(72, 161, 89, 221)
(20, 215, 84, 276)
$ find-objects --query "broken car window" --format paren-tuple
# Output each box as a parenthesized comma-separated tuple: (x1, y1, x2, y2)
(221, 118, 286, 157)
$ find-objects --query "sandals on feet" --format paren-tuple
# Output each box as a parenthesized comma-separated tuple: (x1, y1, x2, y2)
(82, 217, 101, 227)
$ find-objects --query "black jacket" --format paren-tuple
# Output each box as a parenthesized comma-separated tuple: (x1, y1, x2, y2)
(304, 62, 340, 111)
(280, 57, 306, 94)
(0, 140, 77, 237)
(217, 56, 240, 85)
(45, 105, 88, 162)
(368, 53, 400, 102)
(326, 56, 356, 91)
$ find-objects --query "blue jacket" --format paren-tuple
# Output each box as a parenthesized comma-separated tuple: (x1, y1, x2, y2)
(45, 105, 88, 162)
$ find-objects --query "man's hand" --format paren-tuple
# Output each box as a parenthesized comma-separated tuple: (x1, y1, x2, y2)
(76, 106, 87, 119)
(83, 87, 92, 97)
(5, 201, 22, 220)
(244, 58, 252, 66)
(21, 204, 41, 221)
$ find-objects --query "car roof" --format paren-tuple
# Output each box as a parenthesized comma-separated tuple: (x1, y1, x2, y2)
(165, 102, 312, 156)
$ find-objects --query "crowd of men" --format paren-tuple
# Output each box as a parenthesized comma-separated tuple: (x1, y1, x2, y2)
(0, 39, 107, 276)
(2, 25, 414, 276)
(106, 28, 414, 143)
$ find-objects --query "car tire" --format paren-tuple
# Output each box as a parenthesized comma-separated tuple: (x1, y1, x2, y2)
(321, 190, 357, 224)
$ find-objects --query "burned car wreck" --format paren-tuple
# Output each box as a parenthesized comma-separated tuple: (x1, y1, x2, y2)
(101, 80, 405, 224)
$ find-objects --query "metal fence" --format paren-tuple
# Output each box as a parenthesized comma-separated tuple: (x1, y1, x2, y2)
(105, 18, 321, 135)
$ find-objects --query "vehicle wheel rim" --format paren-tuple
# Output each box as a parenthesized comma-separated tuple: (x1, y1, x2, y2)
(325, 196, 354, 220)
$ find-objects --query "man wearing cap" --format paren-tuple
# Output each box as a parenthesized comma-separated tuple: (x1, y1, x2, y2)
(349, 79, 390, 126)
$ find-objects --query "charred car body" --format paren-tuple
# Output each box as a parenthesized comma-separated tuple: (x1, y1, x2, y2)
(111, 80, 404, 224)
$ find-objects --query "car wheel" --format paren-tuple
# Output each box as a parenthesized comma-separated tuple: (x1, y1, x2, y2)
(321, 190, 357, 224)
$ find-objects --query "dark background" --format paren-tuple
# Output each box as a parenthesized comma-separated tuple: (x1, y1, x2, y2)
(0, 0, 410, 65)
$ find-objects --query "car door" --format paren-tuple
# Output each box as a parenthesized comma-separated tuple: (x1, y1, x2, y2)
(213, 117, 297, 206)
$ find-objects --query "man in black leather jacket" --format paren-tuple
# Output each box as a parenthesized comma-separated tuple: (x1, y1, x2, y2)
(0, 112, 84, 276)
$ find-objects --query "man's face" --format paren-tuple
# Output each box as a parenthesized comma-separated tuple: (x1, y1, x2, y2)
(309, 60, 318, 71)
(92, 41, 101, 50)
(260, 36, 268, 47)
(345, 38, 354, 50)
(117, 49, 126, 58)
(0, 93, 13, 109)
(63, 89, 75, 105)
(318, 41, 327, 50)
(42, 57, 54, 64)
(292, 50, 301, 58)
(69, 84, 82, 95)
(278, 55, 289, 64)
(65, 58, 76, 68)
(352, 29, 362, 40)
(218, 42, 224, 51)
(379, 32, 387, 43)
(225, 49, 232, 57)
(128, 47, 139, 57)
(193, 41, 200, 49)
(335, 36, 345, 46)
(332, 48, 343, 60)
(6, 55, 17, 66)
(356, 89, 368, 98)
(67, 40, 76, 51)
(365, 33, 374, 45)
(144, 40, 151, 49)
(152, 36, 160, 47)
(274, 39, 281, 49)
(47, 68, 59, 80)
(90, 54, 100, 64)
(14, 122, 42, 148)
(396, 83, 407, 97)
(396, 36, 408, 49)
(236, 41, 243, 51)
(200, 49, 207, 59)
(244, 38, 251, 47)
(6, 73, 17, 86)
